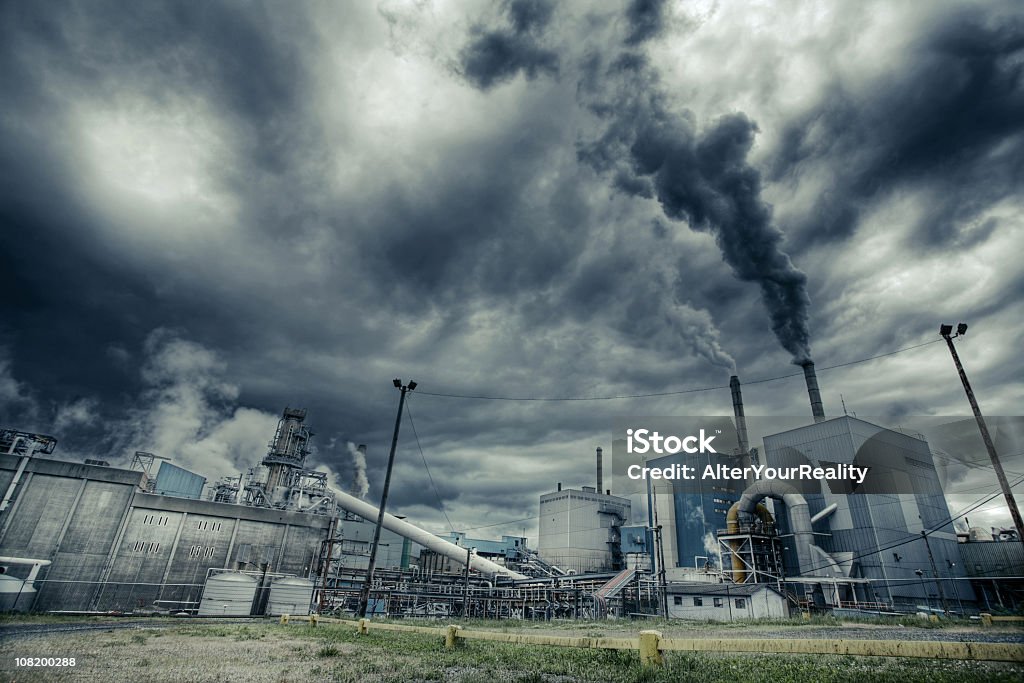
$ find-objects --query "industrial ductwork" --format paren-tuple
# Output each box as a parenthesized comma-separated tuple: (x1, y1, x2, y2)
(800, 361, 826, 422)
(726, 480, 818, 581)
(331, 489, 527, 580)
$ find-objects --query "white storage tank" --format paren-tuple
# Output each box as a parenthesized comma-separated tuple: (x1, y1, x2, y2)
(198, 572, 258, 616)
(266, 577, 315, 615)
(0, 573, 36, 611)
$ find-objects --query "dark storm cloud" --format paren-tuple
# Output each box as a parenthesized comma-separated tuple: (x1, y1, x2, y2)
(2, 0, 1023, 538)
(771, 3, 1024, 247)
(624, 0, 668, 46)
(458, 0, 559, 90)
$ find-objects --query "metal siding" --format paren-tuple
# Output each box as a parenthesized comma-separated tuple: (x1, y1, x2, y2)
(154, 462, 206, 500)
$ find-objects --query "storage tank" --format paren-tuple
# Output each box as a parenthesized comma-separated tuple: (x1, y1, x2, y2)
(0, 573, 36, 611)
(198, 572, 258, 616)
(267, 577, 315, 615)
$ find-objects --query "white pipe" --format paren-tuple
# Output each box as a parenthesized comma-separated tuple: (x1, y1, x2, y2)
(0, 556, 51, 583)
(331, 488, 527, 580)
(810, 503, 838, 524)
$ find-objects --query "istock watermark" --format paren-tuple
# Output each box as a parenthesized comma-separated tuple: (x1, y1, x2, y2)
(609, 415, 1024, 499)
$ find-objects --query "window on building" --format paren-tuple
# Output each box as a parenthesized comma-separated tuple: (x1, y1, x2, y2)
(735, 598, 746, 609)
(713, 597, 723, 608)
(673, 596, 682, 606)
(204, 546, 216, 559)
(693, 597, 703, 607)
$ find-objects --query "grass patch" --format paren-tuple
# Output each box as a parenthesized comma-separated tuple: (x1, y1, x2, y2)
(1, 617, 1020, 682)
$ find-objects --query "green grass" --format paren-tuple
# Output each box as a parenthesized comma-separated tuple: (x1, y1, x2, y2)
(303, 624, 1021, 683)
(2, 619, 1019, 682)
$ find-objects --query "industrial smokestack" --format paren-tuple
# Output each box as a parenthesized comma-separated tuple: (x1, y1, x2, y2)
(729, 376, 750, 457)
(801, 361, 826, 422)
(596, 447, 604, 495)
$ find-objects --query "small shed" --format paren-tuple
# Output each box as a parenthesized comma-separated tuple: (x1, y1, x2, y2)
(666, 583, 789, 621)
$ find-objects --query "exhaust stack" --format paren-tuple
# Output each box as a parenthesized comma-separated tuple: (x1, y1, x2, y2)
(801, 361, 826, 422)
(596, 447, 603, 494)
(729, 376, 750, 457)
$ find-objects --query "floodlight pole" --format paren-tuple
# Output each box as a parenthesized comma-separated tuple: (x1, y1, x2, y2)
(356, 379, 415, 618)
(940, 325, 1024, 542)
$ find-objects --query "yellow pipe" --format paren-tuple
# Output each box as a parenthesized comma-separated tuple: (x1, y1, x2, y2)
(725, 502, 773, 583)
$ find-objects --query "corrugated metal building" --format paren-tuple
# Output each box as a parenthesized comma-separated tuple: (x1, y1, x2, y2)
(153, 461, 206, 500)
(762, 416, 974, 608)
(0, 454, 333, 612)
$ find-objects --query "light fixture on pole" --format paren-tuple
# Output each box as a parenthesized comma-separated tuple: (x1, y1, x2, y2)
(939, 323, 1024, 542)
(356, 378, 417, 618)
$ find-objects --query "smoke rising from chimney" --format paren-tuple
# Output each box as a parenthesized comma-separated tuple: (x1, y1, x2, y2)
(577, 35, 812, 364)
(347, 442, 369, 499)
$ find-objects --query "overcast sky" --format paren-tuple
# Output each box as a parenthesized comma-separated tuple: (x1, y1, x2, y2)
(2, 0, 1022, 540)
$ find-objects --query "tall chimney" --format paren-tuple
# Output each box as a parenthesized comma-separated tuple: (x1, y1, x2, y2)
(729, 376, 750, 456)
(596, 447, 604, 495)
(801, 361, 826, 422)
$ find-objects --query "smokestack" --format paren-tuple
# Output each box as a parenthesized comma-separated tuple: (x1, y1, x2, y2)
(801, 361, 826, 422)
(729, 376, 750, 456)
(596, 447, 604, 495)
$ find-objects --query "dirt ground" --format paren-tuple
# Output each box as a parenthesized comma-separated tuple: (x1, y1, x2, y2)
(1, 620, 1021, 683)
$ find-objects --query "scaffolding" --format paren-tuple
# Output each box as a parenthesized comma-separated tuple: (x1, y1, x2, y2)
(717, 522, 784, 585)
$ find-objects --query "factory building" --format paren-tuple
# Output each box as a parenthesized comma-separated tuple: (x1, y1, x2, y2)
(418, 533, 528, 574)
(655, 366, 983, 613)
(538, 483, 631, 574)
(759, 416, 973, 609)
(0, 453, 334, 611)
(0, 411, 431, 613)
(957, 530, 1024, 611)
(649, 448, 740, 574)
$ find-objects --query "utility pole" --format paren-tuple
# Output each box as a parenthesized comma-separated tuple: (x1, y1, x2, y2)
(463, 546, 473, 617)
(920, 531, 950, 617)
(356, 379, 416, 619)
(940, 324, 1024, 542)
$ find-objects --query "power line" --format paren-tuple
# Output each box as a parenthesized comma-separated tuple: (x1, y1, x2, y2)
(404, 399, 455, 533)
(415, 339, 945, 401)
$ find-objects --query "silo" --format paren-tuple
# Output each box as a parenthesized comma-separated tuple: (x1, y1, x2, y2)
(198, 572, 258, 616)
(266, 577, 315, 615)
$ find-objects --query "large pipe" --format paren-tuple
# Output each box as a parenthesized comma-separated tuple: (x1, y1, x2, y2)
(331, 488, 527, 580)
(729, 376, 750, 462)
(800, 361, 826, 422)
(726, 480, 817, 581)
(596, 447, 603, 494)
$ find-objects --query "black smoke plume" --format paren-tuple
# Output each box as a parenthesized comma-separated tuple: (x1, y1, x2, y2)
(578, 43, 812, 363)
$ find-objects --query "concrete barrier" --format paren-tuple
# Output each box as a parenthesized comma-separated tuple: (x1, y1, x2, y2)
(290, 618, 1024, 665)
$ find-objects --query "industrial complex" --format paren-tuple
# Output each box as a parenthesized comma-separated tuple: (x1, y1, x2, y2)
(1, 357, 1021, 620)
